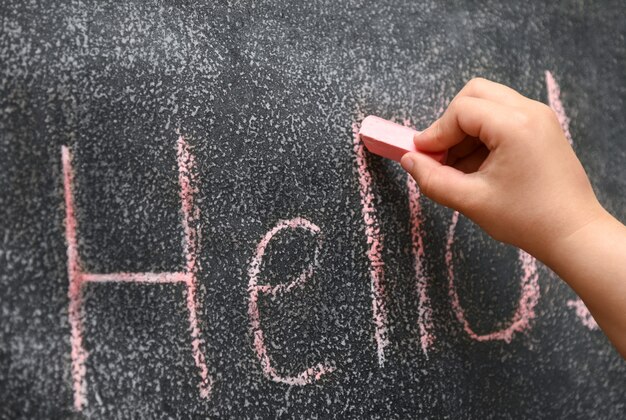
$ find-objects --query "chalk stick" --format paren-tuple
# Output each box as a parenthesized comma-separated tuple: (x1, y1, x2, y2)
(359, 115, 446, 163)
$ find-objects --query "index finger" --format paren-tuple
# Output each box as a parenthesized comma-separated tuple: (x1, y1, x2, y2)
(456, 77, 529, 107)
(414, 96, 518, 152)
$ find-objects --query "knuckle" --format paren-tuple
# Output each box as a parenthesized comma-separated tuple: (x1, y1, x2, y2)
(430, 118, 446, 147)
(450, 95, 470, 112)
(538, 103, 558, 121)
(434, 122, 443, 145)
(432, 119, 443, 141)
(466, 77, 486, 92)
(511, 109, 532, 130)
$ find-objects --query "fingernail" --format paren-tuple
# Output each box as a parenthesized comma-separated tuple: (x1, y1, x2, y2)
(401, 154, 414, 172)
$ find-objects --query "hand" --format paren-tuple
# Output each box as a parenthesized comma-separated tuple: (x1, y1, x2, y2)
(401, 77, 606, 261)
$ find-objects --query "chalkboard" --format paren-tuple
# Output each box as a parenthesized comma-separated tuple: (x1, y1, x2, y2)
(1, 1, 625, 418)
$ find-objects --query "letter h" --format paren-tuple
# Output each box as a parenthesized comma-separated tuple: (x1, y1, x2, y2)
(61, 136, 212, 411)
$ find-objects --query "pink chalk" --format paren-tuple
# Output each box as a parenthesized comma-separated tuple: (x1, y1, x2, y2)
(359, 116, 446, 163)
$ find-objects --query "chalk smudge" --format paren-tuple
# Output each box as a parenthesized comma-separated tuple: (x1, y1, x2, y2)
(247, 217, 335, 385)
(62, 135, 212, 411)
(446, 211, 540, 342)
(352, 122, 390, 367)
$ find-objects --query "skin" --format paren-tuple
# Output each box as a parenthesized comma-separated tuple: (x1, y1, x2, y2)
(400, 78, 626, 358)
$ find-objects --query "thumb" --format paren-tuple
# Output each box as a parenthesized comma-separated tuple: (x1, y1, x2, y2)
(400, 152, 484, 212)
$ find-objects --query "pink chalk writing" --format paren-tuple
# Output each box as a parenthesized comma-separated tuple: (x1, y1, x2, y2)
(406, 176, 435, 354)
(61, 135, 212, 411)
(546, 70, 600, 330)
(545, 70, 573, 146)
(352, 122, 390, 367)
(57, 72, 594, 408)
(62, 146, 88, 412)
(566, 299, 599, 330)
(176, 135, 212, 399)
(402, 119, 434, 355)
(247, 217, 335, 385)
(446, 211, 540, 342)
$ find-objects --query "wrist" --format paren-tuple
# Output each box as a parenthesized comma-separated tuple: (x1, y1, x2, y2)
(538, 207, 617, 273)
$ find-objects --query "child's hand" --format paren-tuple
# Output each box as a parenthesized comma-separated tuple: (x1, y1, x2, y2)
(401, 78, 626, 358)
(401, 78, 604, 261)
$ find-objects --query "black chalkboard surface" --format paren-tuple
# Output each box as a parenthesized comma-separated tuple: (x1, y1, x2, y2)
(1, 1, 625, 418)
